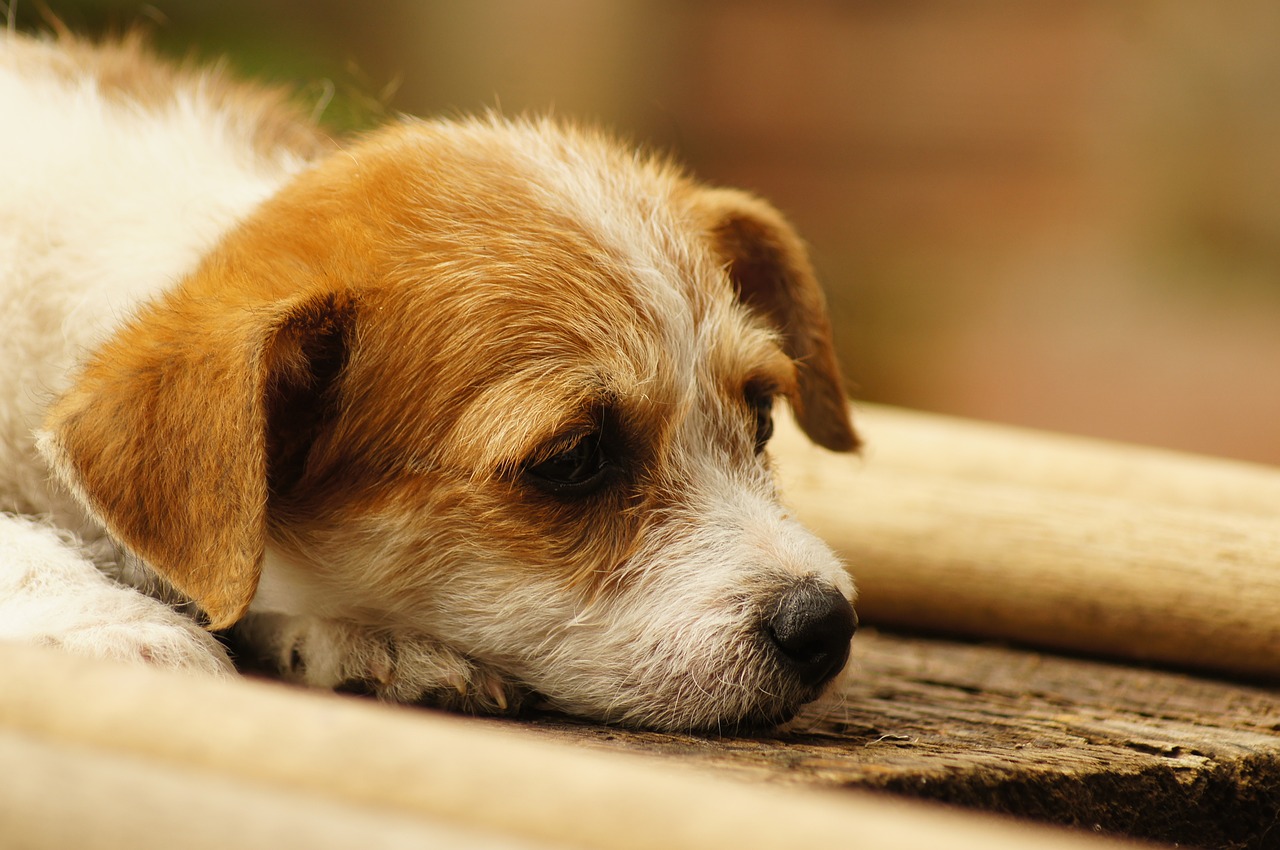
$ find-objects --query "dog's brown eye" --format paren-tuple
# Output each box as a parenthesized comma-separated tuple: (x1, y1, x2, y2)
(526, 431, 614, 498)
(750, 391, 775, 454)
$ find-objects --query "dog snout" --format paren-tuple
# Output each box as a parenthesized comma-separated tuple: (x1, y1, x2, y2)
(765, 581, 857, 689)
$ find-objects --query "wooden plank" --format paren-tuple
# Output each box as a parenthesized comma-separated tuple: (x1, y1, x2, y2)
(769, 404, 1280, 681)
(509, 628, 1280, 850)
(842, 404, 1280, 514)
(0, 642, 1143, 850)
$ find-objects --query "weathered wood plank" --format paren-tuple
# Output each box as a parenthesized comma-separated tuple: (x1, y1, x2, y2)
(0, 642, 1146, 850)
(505, 629, 1280, 850)
(769, 405, 1280, 682)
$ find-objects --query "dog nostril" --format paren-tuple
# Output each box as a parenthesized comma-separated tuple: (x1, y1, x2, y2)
(766, 583, 857, 688)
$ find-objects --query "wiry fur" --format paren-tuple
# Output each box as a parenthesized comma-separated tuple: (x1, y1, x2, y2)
(0, 31, 859, 731)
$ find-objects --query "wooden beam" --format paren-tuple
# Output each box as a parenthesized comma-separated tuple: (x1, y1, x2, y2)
(0, 643, 1142, 850)
(771, 403, 1280, 680)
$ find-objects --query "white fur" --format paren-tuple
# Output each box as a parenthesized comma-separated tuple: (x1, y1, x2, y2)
(0, 514, 234, 676)
(0, 36, 305, 670)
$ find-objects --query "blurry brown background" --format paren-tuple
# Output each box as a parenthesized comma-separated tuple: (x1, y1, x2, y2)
(16, 1, 1280, 464)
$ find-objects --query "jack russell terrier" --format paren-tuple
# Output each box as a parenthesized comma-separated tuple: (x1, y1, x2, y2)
(0, 31, 859, 731)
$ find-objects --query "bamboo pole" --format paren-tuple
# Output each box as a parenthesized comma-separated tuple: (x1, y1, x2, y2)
(0, 644, 1140, 850)
(772, 403, 1280, 680)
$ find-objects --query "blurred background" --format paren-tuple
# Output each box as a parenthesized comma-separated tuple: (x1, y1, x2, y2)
(12, 1, 1280, 464)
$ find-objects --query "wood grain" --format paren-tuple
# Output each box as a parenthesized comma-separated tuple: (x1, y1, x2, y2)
(511, 628, 1280, 849)
(0, 642, 1144, 850)
(770, 403, 1280, 680)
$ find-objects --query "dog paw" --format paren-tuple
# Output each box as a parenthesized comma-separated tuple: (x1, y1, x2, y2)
(238, 614, 524, 714)
(41, 617, 235, 677)
(23, 595, 235, 678)
(0, 515, 235, 677)
(383, 633, 524, 714)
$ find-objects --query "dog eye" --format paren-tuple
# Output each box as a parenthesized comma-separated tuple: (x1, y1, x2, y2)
(525, 431, 614, 498)
(749, 391, 775, 454)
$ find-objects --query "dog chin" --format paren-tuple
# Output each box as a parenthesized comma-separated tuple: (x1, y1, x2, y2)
(559, 676, 828, 734)
(513, 615, 847, 732)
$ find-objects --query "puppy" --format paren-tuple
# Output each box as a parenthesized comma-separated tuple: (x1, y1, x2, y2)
(0, 32, 859, 731)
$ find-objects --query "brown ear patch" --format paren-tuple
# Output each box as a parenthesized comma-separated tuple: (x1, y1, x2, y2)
(39, 287, 355, 630)
(696, 189, 859, 452)
(39, 301, 269, 629)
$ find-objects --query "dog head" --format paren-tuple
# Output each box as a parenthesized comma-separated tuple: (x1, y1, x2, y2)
(41, 117, 859, 730)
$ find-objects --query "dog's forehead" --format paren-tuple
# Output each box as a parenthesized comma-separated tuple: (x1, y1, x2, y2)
(348, 119, 789, 470)
(392, 119, 714, 312)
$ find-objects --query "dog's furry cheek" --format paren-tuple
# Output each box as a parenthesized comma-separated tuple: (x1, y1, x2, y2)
(418, 512, 851, 731)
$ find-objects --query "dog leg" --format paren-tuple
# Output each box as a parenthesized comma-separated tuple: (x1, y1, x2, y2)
(233, 613, 525, 713)
(0, 513, 235, 676)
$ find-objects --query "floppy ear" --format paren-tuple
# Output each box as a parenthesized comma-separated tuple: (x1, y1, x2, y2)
(693, 188, 859, 452)
(38, 285, 354, 630)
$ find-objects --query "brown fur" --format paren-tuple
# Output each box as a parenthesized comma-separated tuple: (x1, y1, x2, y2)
(43, 117, 856, 630)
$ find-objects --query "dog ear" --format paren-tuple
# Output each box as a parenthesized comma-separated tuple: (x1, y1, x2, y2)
(693, 188, 859, 452)
(38, 286, 354, 630)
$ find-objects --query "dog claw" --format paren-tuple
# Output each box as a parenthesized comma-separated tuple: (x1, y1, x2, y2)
(445, 672, 469, 696)
(486, 678, 508, 710)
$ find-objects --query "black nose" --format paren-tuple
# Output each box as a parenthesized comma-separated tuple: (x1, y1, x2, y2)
(766, 582, 857, 688)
